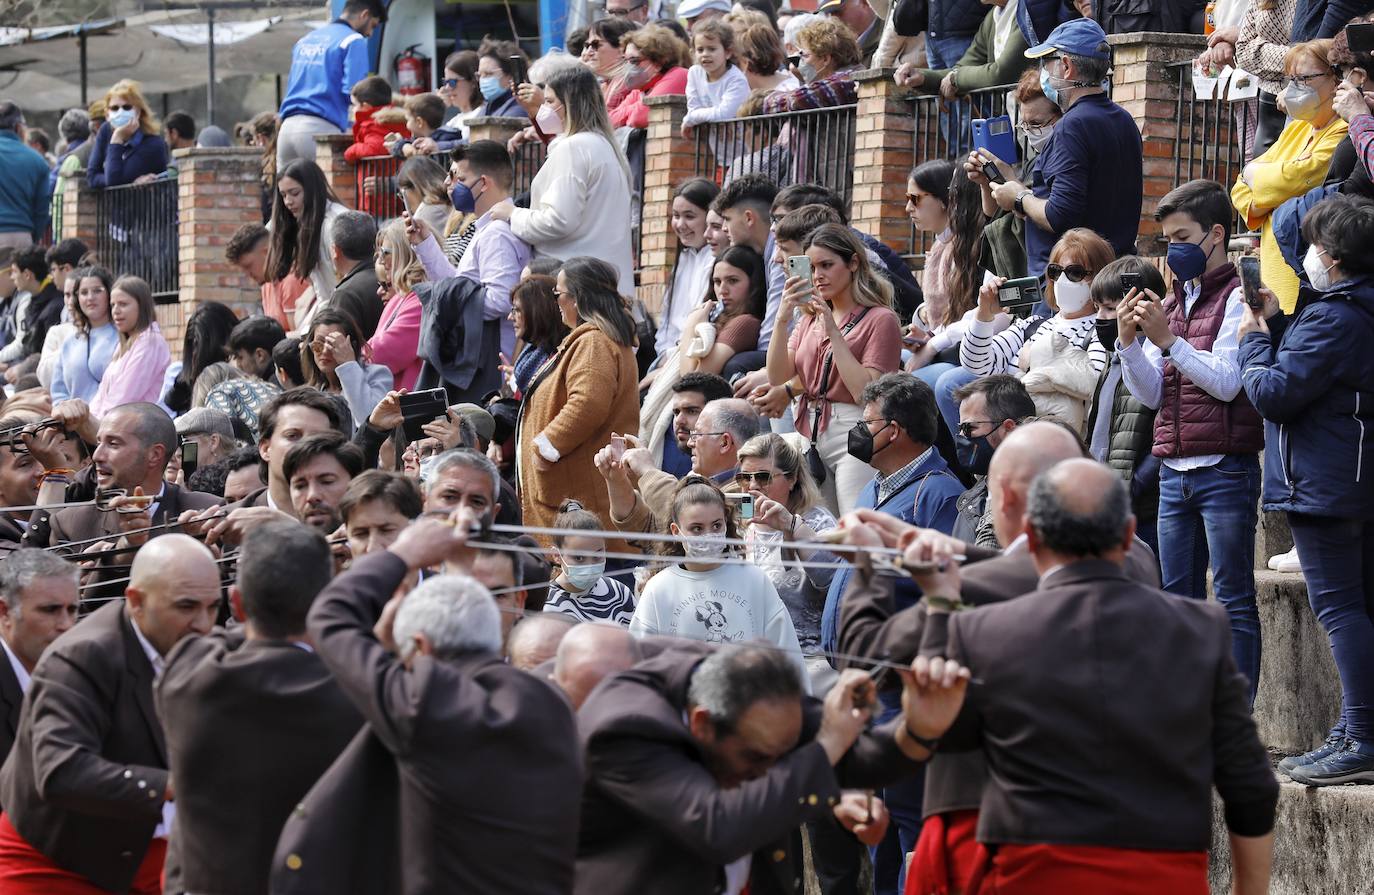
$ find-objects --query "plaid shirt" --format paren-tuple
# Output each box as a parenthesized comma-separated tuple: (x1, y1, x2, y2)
(875, 445, 934, 505)
(1350, 114, 1374, 187)
(763, 68, 858, 113)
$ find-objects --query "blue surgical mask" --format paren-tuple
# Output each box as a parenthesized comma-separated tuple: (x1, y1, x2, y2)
(479, 76, 506, 102)
(1166, 233, 1212, 282)
(449, 176, 485, 213)
(563, 560, 605, 591)
(1039, 65, 1062, 108)
(109, 108, 137, 129)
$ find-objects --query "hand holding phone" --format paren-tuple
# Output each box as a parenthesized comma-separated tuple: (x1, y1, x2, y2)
(1238, 256, 1263, 310)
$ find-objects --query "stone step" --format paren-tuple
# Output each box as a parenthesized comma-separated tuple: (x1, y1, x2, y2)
(1252, 570, 1341, 756)
(1255, 510, 1294, 572)
(1210, 779, 1374, 894)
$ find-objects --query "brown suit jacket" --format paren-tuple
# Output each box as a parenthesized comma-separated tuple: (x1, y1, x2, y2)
(575, 647, 926, 895)
(837, 536, 1161, 817)
(279, 551, 583, 895)
(156, 628, 362, 895)
(940, 560, 1278, 850)
(21, 481, 223, 550)
(0, 515, 24, 559)
(0, 601, 169, 893)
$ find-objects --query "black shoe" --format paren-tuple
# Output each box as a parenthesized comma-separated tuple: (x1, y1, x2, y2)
(1278, 733, 1344, 775)
(1288, 738, 1374, 786)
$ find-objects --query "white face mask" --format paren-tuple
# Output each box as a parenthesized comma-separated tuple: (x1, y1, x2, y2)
(682, 531, 727, 558)
(1053, 277, 1092, 314)
(1024, 125, 1053, 152)
(1303, 243, 1335, 291)
(563, 560, 605, 591)
(536, 103, 563, 135)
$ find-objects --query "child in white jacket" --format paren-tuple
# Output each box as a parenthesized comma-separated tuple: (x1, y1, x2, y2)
(682, 19, 752, 138)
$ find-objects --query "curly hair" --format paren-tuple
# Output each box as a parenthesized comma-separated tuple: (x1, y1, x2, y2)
(796, 18, 861, 70)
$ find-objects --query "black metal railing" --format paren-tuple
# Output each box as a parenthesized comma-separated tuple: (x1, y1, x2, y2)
(513, 139, 547, 201)
(1169, 61, 1250, 243)
(92, 178, 179, 300)
(908, 83, 1016, 261)
(353, 154, 406, 223)
(692, 104, 858, 211)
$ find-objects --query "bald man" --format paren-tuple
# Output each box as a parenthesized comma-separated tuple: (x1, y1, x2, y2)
(0, 534, 221, 895)
(508, 614, 576, 672)
(913, 461, 1276, 893)
(552, 623, 640, 709)
(834, 422, 1161, 895)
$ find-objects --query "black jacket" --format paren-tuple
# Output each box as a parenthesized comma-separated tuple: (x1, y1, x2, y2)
(327, 260, 384, 339)
(20, 280, 62, 358)
(413, 275, 503, 405)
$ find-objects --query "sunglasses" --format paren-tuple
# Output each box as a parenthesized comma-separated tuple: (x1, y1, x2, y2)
(606, 1, 646, 14)
(1046, 263, 1091, 283)
(108, 103, 135, 112)
(734, 471, 775, 488)
(957, 419, 1000, 438)
(441, 77, 462, 88)
(585, 39, 607, 50)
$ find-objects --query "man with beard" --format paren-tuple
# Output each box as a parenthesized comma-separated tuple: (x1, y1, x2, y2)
(284, 432, 364, 534)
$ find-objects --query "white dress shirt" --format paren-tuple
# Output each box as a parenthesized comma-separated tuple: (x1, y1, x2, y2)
(1117, 281, 1247, 472)
(129, 617, 175, 839)
(1, 637, 30, 694)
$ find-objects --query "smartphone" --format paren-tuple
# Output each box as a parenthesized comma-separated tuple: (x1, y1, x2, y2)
(972, 116, 1018, 167)
(509, 54, 529, 85)
(997, 276, 1043, 311)
(1119, 271, 1143, 295)
(786, 254, 812, 285)
(609, 435, 626, 461)
(982, 159, 1006, 185)
(398, 388, 449, 441)
(1347, 22, 1374, 54)
(180, 441, 199, 478)
(1239, 255, 1263, 310)
(726, 492, 754, 522)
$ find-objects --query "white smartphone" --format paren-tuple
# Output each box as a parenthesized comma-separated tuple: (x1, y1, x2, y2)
(785, 254, 812, 285)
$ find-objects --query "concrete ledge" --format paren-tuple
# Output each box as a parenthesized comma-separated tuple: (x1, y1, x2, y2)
(1211, 780, 1374, 894)
(1253, 570, 1341, 755)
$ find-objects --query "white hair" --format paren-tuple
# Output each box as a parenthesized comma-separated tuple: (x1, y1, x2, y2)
(393, 573, 503, 660)
(529, 49, 587, 85)
(783, 13, 821, 51)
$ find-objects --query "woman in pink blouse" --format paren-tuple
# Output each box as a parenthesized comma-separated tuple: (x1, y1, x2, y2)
(368, 220, 425, 391)
(90, 275, 171, 418)
(610, 25, 690, 130)
(764, 224, 901, 514)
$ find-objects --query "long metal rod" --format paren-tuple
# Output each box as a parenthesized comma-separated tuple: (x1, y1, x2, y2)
(207, 7, 217, 128)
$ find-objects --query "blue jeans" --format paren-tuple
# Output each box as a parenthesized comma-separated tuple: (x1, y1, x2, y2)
(870, 691, 925, 895)
(934, 366, 978, 439)
(926, 34, 976, 69)
(1289, 513, 1374, 742)
(1157, 455, 1262, 706)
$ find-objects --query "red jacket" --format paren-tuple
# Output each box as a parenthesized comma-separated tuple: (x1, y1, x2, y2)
(343, 105, 409, 163)
(610, 67, 689, 130)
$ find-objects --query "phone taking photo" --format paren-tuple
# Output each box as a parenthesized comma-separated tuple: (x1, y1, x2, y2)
(1239, 255, 1264, 310)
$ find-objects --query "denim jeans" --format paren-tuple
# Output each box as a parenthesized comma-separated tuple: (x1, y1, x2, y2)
(926, 34, 976, 70)
(871, 691, 926, 895)
(934, 366, 978, 439)
(1157, 454, 1262, 706)
(1289, 514, 1374, 742)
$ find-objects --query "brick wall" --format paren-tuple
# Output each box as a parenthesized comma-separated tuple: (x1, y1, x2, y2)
(850, 70, 918, 261)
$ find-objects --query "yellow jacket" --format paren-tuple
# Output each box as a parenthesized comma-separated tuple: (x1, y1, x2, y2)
(1231, 114, 1348, 312)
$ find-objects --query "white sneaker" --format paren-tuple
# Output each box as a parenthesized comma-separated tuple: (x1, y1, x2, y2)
(1268, 547, 1302, 573)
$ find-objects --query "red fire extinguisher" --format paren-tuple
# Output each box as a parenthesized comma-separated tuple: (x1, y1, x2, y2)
(395, 45, 432, 96)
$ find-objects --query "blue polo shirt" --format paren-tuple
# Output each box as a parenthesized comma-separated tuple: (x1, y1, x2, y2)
(0, 131, 50, 239)
(1025, 91, 1143, 278)
(280, 19, 371, 130)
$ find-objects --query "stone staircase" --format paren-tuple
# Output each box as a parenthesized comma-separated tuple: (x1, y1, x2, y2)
(1208, 513, 1374, 894)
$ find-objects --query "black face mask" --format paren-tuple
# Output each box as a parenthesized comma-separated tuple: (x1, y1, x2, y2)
(955, 433, 994, 476)
(1095, 319, 1117, 354)
(847, 420, 892, 465)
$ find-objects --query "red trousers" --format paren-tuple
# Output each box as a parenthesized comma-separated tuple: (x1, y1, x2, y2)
(0, 812, 165, 895)
(965, 842, 1208, 895)
(906, 809, 982, 895)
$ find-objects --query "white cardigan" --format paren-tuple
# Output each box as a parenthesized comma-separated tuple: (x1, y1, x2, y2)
(509, 131, 635, 297)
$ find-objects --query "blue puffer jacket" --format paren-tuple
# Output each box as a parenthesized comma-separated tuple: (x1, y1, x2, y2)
(1017, 0, 1075, 48)
(1291, 0, 1374, 42)
(929, 0, 989, 41)
(1270, 183, 1338, 280)
(1239, 277, 1374, 519)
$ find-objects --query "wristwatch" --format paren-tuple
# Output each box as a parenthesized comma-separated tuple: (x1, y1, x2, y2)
(1013, 189, 1033, 216)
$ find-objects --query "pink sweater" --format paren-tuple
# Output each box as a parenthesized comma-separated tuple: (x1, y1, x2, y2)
(368, 290, 423, 390)
(90, 322, 171, 418)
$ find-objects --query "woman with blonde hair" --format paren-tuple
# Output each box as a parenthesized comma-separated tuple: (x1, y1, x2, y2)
(766, 223, 901, 513)
(491, 66, 636, 296)
(368, 220, 426, 390)
(90, 275, 171, 417)
(87, 78, 169, 188)
(396, 156, 453, 237)
(735, 432, 839, 655)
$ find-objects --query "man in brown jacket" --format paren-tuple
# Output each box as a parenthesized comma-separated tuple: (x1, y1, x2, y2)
(274, 516, 582, 895)
(575, 642, 972, 895)
(0, 535, 221, 895)
(911, 459, 1277, 893)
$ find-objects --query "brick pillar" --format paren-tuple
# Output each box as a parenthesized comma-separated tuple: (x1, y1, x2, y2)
(174, 147, 265, 352)
(466, 116, 530, 148)
(1108, 32, 1208, 256)
(315, 133, 358, 210)
(60, 180, 99, 247)
(851, 68, 917, 261)
(637, 96, 695, 316)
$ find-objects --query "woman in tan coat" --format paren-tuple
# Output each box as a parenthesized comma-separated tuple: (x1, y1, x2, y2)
(517, 256, 640, 540)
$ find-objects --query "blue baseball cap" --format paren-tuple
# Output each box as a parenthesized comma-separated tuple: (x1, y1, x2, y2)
(1025, 18, 1112, 62)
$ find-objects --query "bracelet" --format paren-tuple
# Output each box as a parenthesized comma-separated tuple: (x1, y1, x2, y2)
(789, 513, 798, 535)
(784, 382, 796, 401)
(924, 594, 967, 613)
(38, 469, 76, 486)
(895, 722, 941, 758)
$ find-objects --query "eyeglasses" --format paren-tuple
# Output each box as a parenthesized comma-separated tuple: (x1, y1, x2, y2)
(108, 103, 134, 112)
(686, 430, 725, 443)
(441, 78, 462, 88)
(606, 1, 646, 14)
(1046, 263, 1091, 283)
(378, 247, 394, 257)
(957, 420, 1000, 438)
(734, 470, 775, 488)
(1290, 69, 1335, 85)
(905, 192, 934, 206)
(553, 288, 572, 298)
(585, 39, 607, 50)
